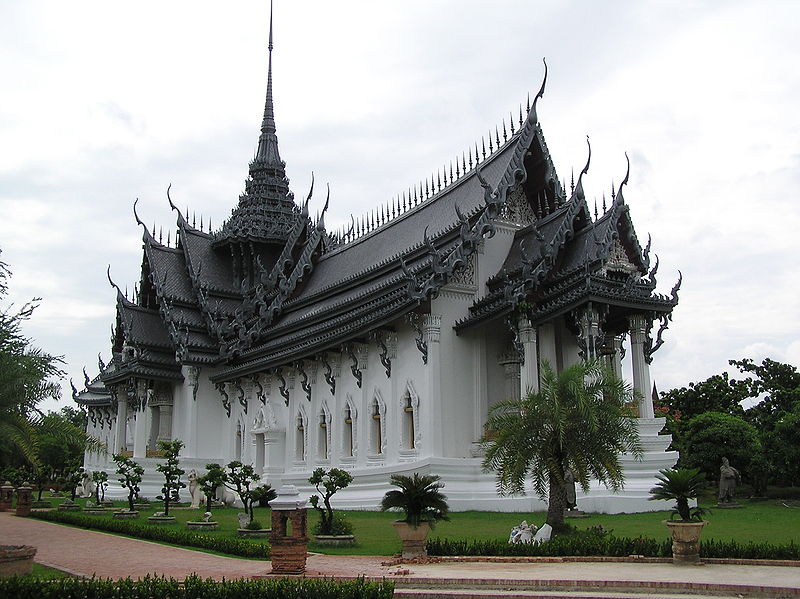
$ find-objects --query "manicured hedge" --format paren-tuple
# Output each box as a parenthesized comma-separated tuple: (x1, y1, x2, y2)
(427, 533, 671, 558)
(29, 510, 269, 559)
(427, 534, 800, 560)
(0, 574, 395, 599)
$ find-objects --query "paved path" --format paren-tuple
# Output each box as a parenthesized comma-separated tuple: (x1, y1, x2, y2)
(2, 512, 799, 593)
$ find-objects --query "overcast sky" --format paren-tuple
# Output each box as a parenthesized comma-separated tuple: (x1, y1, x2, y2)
(1, 1, 798, 415)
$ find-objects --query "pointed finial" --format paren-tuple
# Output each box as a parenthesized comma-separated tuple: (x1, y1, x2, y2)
(167, 230, 171, 246)
(519, 104, 524, 128)
(159, 226, 163, 244)
(594, 200, 598, 219)
(192, 212, 196, 228)
(488, 130, 494, 153)
(611, 181, 616, 200)
(509, 112, 515, 134)
(475, 142, 479, 165)
(570, 169, 575, 194)
(200, 214, 204, 231)
(602, 192, 607, 212)
(481, 137, 486, 160)
(526, 92, 531, 113)
(468, 148, 473, 169)
(462, 151, 467, 172)
(495, 126, 500, 147)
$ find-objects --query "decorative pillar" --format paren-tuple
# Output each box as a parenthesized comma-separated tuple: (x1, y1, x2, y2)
(576, 303, 603, 361)
(538, 322, 558, 373)
(158, 404, 173, 442)
(629, 314, 654, 418)
(0, 481, 14, 511)
(498, 351, 521, 401)
(133, 382, 151, 458)
(184, 366, 200, 455)
(423, 314, 443, 456)
(518, 317, 539, 396)
(113, 386, 127, 454)
(269, 484, 309, 574)
(15, 482, 33, 517)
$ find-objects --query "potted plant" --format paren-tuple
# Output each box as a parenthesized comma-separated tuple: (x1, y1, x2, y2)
(649, 468, 709, 564)
(150, 440, 185, 522)
(309, 468, 355, 546)
(380, 473, 449, 558)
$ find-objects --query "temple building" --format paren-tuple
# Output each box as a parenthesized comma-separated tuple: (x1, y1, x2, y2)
(74, 17, 680, 512)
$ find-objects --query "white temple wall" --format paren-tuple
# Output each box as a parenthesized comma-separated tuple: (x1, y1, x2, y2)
(190, 367, 228, 461)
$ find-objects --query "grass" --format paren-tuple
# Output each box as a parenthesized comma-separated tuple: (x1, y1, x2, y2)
(20, 563, 72, 579)
(35, 493, 800, 556)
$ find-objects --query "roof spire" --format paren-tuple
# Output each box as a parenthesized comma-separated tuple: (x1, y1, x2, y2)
(256, 0, 279, 162)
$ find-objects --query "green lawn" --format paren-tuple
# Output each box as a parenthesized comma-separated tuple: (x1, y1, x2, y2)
(36, 493, 800, 556)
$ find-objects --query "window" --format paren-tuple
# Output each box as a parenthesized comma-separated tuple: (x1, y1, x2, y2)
(295, 413, 305, 461)
(317, 410, 329, 460)
(403, 392, 415, 450)
(370, 399, 382, 455)
(343, 404, 354, 457)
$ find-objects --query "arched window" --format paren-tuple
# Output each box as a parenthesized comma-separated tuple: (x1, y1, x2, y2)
(295, 412, 306, 461)
(317, 409, 329, 460)
(235, 420, 243, 460)
(370, 398, 383, 455)
(343, 404, 354, 457)
(403, 392, 415, 450)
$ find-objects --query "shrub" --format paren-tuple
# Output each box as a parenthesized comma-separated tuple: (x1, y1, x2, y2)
(0, 574, 395, 599)
(29, 510, 269, 558)
(245, 519, 264, 530)
(312, 512, 354, 536)
(427, 531, 800, 560)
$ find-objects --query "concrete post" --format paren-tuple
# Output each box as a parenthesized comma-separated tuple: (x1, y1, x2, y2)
(518, 317, 539, 396)
(629, 314, 654, 418)
(15, 482, 33, 517)
(424, 314, 443, 456)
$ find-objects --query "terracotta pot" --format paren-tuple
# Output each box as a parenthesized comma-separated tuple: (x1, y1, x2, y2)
(0, 545, 37, 577)
(391, 520, 431, 558)
(664, 520, 707, 564)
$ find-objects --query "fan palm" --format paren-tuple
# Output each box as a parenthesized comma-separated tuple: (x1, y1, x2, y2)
(380, 472, 450, 528)
(649, 467, 707, 522)
(481, 360, 642, 529)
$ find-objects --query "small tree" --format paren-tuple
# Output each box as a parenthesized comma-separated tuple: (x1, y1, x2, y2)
(250, 484, 277, 508)
(197, 463, 226, 510)
(92, 470, 108, 503)
(32, 465, 51, 501)
(649, 467, 708, 522)
(224, 461, 260, 520)
(63, 462, 83, 501)
(155, 440, 185, 516)
(309, 467, 353, 535)
(113, 454, 144, 511)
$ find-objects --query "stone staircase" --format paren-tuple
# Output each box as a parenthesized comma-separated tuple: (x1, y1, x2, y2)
(392, 577, 800, 599)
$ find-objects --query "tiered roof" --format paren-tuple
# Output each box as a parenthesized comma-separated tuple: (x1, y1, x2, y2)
(75, 22, 678, 400)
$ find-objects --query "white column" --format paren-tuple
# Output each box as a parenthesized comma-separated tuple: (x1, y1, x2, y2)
(184, 366, 200, 456)
(158, 404, 173, 442)
(518, 317, 539, 397)
(263, 430, 286, 488)
(538, 322, 558, 374)
(611, 334, 625, 379)
(424, 314, 443, 456)
(629, 314, 654, 418)
(113, 387, 127, 454)
(132, 383, 149, 458)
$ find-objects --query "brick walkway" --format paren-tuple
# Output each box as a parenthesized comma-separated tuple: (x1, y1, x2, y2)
(2, 512, 799, 595)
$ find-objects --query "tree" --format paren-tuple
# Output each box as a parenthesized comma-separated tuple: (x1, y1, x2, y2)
(0, 251, 68, 469)
(36, 410, 87, 477)
(155, 440, 185, 515)
(658, 372, 748, 422)
(92, 470, 108, 503)
(481, 360, 642, 531)
(679, 412, 762, 485)
(223, 461, 260, 520)
(113, 454, 144, 511)
(734, 358, 800, 431)
(197, 463, 226, 510)
(309, 467, 353, 535)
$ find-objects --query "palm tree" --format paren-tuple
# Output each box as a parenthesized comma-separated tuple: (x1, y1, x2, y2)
(481, 360, 642, 530)
(0, 251, 94, 471)
(380, 473, 450, 527)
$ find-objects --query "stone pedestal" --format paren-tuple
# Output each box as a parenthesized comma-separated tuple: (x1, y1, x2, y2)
(14, 483, 33, 517)
(0, 545, 37, 577)
(0, 482, 13, 511)
(269, 485, 308, 575)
